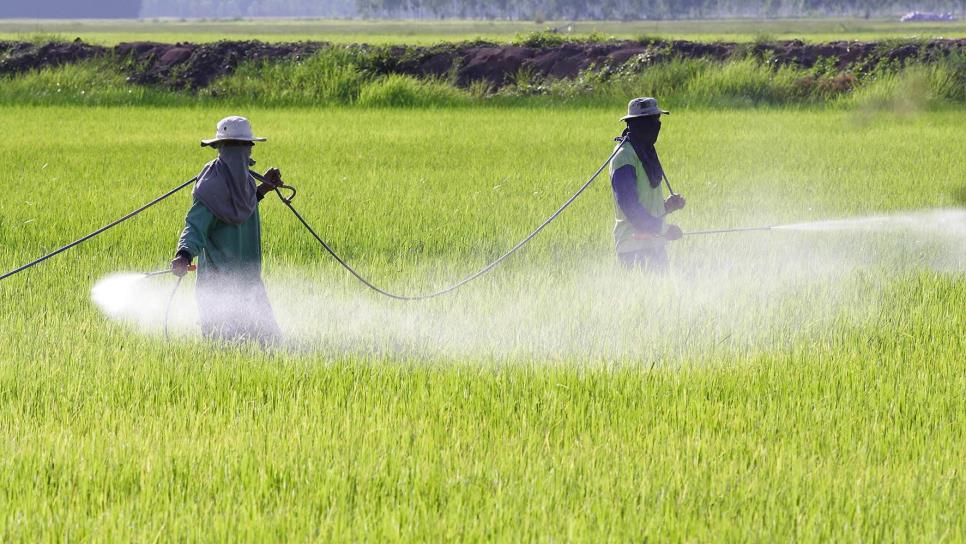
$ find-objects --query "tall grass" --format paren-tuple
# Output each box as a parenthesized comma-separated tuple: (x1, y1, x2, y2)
(203, 48, 472, 107)
(202, 47, 368, 106)
(0, 59, 187, 107)
(357, 74, 471, 107)
(846, 61, 966, 112)
(682, 58, 803, 105)
(1, 48, 963, 109)
(497, 51, 965, 108)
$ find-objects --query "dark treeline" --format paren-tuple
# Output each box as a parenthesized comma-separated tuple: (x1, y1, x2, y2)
(351, 0, 966, 19)
(140, 0, 964, 19)
(140, 0, 356, 19)
(5, 0, 963, 20)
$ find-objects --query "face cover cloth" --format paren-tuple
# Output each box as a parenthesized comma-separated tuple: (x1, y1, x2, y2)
(625, 116, 665, 189)
(193, 145, 258, 225)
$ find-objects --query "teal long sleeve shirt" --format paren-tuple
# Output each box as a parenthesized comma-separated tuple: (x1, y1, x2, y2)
(177, 199, 264, 279)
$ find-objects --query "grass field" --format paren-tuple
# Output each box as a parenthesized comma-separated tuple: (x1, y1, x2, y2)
(2, 17, 965, 44)
(0, 103, 964, 541)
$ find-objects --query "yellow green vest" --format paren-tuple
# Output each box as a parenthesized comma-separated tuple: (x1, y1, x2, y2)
(609, 140, 667, 253)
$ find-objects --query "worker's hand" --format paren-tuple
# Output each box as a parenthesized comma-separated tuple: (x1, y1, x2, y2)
(664, 224, 683, 241)
(262, 167, 283, 188)
(171, 253, 192, 277)
(665, 194, 686, 213)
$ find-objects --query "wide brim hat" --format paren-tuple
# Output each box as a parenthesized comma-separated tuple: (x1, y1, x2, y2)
(201, 115, 267, 146)
(620, 97, 670, 121)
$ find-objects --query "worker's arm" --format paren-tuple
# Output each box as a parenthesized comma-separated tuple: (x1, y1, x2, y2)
(175, 199, 216, 260)
(611, 164, 663, 234)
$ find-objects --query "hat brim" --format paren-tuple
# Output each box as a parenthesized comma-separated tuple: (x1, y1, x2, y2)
(200, 136, 267, 147)
(620, 110, 669, 121)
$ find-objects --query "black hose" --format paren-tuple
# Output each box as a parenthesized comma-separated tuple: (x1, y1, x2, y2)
(0, 177, 197, 282)
(276, 137, 628, 301)
(3, 137, 625, 301)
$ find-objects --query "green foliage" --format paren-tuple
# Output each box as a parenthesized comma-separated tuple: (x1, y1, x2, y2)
(809, 55, 840, 77)
(752, 31, 776, 46)
(683, 57, 800, 105)
(465, 78, 494, 99)
(612, 57, 713, 100)
(585, 31, 611, 43)
(0, 42, 963, 109)
(634, 34, 664, 44)
(846, 60, 966, 112)
(204, 47, 368, 106)
(510, 65, 538, 88)
(0, 59, 186, 106)
(494, 53, 965, 108)
(0, 47, 966, 108)
(512, 30, 570, 48)
(357, 74, 470, 107)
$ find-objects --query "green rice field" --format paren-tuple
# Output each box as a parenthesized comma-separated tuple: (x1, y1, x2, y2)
(1, 17, 964, 44)
(1, 103, 963, 541)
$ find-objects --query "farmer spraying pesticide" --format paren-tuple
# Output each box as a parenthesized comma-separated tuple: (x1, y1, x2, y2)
(6, 102, 784, 316)
(170, 116, 284, 343)
(610, 98, 686, 271)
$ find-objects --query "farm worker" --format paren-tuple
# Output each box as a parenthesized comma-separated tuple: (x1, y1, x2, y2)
(609, 97, 686, 271)
(170, 116, 284, 343)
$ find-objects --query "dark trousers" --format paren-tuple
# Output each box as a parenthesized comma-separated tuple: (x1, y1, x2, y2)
(618, 247, 669, 272)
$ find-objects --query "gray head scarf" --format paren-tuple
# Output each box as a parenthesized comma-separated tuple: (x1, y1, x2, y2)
(193, 145, 257, 225)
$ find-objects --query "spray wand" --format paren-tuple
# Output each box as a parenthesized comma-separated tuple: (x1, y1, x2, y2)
(633, 225, 773, 241)
(682, 226, 774, 236)
(143, 264, 196, 277)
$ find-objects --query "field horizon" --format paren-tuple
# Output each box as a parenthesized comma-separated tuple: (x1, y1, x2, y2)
(2, 16, 965, 45)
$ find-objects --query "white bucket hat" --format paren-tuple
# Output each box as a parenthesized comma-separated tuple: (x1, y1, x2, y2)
(620, 97, 670, 121)
(200, 116, 267, 147)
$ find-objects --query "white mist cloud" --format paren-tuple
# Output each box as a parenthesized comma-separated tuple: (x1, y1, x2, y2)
(91, 208, 965, 360)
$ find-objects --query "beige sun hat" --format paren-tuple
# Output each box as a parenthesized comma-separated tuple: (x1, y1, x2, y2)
(200, 116, 267, 147)
(620, 97, 670, 121)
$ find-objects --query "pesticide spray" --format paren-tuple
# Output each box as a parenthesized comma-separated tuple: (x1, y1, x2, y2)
(685, 209, 966, 237)
(2, 131, 957, 359)
(91, 265, 196, 337)
(89, 208, 966, 361)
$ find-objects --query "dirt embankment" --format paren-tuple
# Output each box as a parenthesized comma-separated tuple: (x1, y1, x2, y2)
(0, 38, 102, 74)
(1, 37, 963, 90)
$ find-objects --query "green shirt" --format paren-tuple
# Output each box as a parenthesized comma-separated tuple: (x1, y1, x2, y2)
(177, 199, 264, 283)
(609, 140, 667, 253)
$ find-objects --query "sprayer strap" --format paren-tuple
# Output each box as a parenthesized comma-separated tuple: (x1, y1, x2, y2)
(0, 177, 197, 282)
(278, 138, 628, 301)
